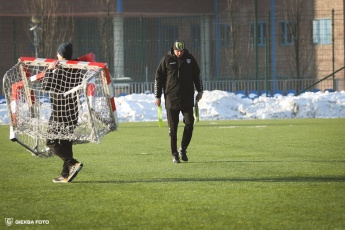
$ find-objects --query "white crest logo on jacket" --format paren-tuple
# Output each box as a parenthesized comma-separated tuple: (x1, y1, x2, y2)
(187, 59, 191, 64)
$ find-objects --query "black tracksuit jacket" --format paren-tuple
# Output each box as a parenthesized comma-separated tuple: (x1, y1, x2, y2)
(155, 48, 203, 110)
(43, 67, 82, 135)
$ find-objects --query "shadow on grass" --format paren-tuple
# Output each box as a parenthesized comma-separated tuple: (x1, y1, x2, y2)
(185, 160, 345, 164)
(76, 176, 345, 184)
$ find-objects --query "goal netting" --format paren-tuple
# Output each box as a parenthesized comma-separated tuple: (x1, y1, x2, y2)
(3, 56, 118, 157)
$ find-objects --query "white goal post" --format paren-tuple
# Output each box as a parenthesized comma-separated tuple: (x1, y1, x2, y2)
(3, 56, 119, 156)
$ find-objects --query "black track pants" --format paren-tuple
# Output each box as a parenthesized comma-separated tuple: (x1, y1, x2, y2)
(46, 139, 77, 177)
(166, 108, 194, 156)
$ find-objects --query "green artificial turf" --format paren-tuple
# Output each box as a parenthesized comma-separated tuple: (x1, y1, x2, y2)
(0, 119, 344, 229)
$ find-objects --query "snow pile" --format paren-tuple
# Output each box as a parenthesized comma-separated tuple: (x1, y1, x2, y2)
(0, 90, 344, 124)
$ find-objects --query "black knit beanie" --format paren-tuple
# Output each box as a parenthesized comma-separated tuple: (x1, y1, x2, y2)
(57, 42, 73, 60)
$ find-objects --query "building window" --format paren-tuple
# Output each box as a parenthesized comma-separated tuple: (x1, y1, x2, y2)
(313, 19, 332, 45)
(251, 22, 266, 46)
(191, 24, 201, 49)
(280, 21, 295, 46)
(220, 24, 231, 47)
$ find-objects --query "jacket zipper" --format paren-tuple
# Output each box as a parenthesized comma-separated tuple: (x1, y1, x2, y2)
(177, 58, 180, 78)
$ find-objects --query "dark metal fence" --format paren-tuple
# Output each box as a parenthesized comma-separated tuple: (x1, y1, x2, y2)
(1, 8, 344, 95)
(114, 78, 343, 97)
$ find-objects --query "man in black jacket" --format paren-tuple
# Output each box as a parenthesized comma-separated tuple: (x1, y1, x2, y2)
(155, 40, 203, 163)
(44, 42, 83, 182)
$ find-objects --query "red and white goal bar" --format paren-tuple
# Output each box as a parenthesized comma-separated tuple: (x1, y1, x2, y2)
(18, 56, 118, 128)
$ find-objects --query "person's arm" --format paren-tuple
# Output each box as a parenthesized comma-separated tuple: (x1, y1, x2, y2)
(41, 61, 63, 91)
(28, 60, 58, 83)
(191, 56, 203, 101)
(154, 57, 166, 106)
(196, 90, 203, 101)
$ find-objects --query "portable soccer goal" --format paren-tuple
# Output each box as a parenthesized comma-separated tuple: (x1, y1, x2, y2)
(3, 56, 118, 157)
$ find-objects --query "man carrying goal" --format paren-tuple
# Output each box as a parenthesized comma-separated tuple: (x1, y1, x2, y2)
(43, 42, 83, 183)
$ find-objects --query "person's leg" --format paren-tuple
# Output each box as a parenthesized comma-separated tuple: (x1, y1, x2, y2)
(59, 140, 82, 182)
(47, 139, 81, 179)
(47, 139, 68, 178)
(166, 109, 180, 161)
(180, 107, 195, 161)
(59, 140, 77, 166)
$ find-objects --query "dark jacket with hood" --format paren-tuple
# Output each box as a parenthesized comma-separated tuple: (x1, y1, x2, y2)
(43, 67, 82, 135)
(155, 47, 203, 110)
(43, 42, 83, 136)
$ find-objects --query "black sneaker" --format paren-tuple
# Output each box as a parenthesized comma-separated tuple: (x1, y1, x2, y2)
(172, 155, 180, 163)
(179, 149, 188, 162)
(67, 162, 83, 182)
(52, 176, 68, 183)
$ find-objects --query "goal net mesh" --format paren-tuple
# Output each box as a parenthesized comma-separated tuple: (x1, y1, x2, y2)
(3, 57, 118, 156)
